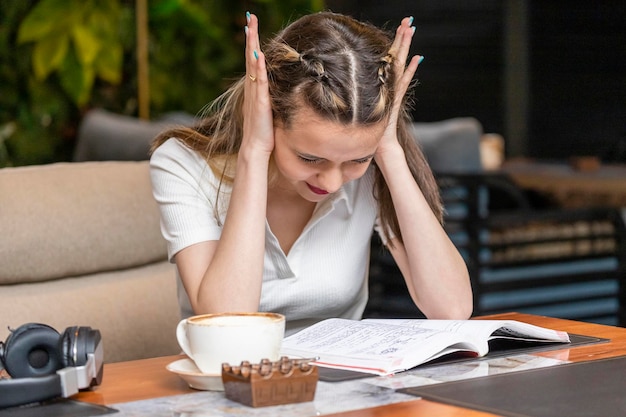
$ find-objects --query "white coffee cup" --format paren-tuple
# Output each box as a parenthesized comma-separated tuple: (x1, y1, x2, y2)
(176, 312, 285, 375)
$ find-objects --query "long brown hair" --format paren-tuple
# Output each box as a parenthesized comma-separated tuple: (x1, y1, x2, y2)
(152, 12, 443, 244)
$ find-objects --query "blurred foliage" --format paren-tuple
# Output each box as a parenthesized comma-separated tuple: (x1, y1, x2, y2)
(0, 0, 324, 167)
(16, 0, 124, 107)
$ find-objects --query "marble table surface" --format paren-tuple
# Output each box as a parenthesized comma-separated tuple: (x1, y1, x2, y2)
(112, 353, 567, 417)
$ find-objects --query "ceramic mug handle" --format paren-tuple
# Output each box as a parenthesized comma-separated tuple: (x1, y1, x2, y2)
(176, 319, 193, 359)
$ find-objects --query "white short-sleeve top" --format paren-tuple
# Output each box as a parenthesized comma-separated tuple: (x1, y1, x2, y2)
(150, 138, 381, 335)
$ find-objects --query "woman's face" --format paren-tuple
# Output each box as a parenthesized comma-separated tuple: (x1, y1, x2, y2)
(272, 106, 386, 202)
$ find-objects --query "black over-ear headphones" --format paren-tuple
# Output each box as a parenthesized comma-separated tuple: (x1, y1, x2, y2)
(0, 323, 103, 410)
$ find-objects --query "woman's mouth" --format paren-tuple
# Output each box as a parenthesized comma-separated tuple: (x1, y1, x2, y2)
(307, 183, 329, 195)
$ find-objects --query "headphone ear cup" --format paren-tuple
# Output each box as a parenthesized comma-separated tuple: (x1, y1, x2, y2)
(60, 326, 79, 367)
(60, 326, 96, 367)
(59, 326, 103, 388)
(2, 323, 63, 379)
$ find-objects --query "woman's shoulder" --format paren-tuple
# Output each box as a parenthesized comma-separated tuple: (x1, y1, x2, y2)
(151, 137, 201, 160)
(149, 138, 221, 190)
(151, 138, 208, 169)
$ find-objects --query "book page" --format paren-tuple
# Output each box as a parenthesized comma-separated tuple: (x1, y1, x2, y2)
(281, 318, 482, 375)
(365, 319, 570, 343)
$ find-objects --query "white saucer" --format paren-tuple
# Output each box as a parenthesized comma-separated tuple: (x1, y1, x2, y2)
(166, 358, 224, 391)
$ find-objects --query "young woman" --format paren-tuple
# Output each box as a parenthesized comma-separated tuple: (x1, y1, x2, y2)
(150, 11, 472, 335)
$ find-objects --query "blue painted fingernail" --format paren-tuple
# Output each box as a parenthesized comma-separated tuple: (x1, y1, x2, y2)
(246, 11, 251, 23)
(418, 55, 425, 64)
(412, 26, 416, 34)
(253, 50, 259, 60)
(408, 16, 414, 25)
(244, 26, 248, 35)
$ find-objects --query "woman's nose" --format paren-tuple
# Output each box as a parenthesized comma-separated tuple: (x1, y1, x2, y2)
(317, 168, 344, 193)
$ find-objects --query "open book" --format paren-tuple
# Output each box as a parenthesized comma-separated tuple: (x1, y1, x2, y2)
(280, 318, 570, 376)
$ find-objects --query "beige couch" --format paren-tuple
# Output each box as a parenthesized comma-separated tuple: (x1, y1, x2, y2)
(0, 160, 181, 363)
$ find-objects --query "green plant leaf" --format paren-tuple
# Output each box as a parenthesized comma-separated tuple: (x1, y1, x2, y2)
(59, 51, 94, 107)
(72, 25, 101, 66)
(17, 0, 75, 43)
(87, 6, 120, 41)
(32, 34, 69, 80)
(150, 0, 183, 17)
(95, 43, 122, 84)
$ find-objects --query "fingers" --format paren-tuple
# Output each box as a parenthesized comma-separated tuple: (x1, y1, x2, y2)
(242, 12, 274, 154)
(398, 54, 420, 92)
(390, 17, 423, 106)
(244, 12, 266, 83)
(390, 16, 415, 68)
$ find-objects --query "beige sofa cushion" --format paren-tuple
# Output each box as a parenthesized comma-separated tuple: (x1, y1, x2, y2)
(0, 161, 167, 284)
(0, 261, 181, 363)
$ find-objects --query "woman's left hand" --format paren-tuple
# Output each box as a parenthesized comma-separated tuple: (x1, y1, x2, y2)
(375, 17, 422, 159)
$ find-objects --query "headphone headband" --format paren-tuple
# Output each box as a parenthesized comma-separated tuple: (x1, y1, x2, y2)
(0, 375, 62, 409)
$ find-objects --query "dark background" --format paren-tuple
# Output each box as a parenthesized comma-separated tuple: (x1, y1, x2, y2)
(325, 0, 626, 162)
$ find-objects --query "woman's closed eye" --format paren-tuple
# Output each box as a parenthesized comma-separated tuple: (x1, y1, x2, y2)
(297, 154, 373, 165)
(298, 154, 324, 164)
(352, 156, 373, 164)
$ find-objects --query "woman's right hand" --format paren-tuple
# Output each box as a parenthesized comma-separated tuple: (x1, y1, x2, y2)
(242, 12, 274, 158)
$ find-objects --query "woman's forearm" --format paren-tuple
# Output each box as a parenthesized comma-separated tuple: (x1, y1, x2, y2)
(375, 145, 473, 319)
(175, 148, 271, 314)
(200, 150, 270, 310)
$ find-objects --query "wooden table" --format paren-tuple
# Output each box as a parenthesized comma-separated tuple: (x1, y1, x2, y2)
(502, 159, 626, 209)
(74, 313, 626, 416)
